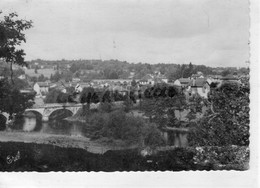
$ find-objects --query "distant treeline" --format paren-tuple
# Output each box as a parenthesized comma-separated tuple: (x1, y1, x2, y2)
(27, 59, 249, 81)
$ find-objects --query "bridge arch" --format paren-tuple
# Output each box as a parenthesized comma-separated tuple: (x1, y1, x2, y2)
(49, 108, 73, 120)
(48, 109, 73, 130)
(24, 110, 43, 120)
(23, 110, 43, 131)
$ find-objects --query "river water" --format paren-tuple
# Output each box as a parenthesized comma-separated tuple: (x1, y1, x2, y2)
(40, 120, 85, 136)
(10, 111, 85, 137)
(5, 106, 190, 147)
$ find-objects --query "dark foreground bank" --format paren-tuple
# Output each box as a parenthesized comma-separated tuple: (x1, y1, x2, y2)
(0, 142, 249, 171)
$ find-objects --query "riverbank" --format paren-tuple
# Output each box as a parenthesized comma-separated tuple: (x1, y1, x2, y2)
(0, 131, 249, 171)
(0, 140, 249, 171)
(0, 131, 137, 154)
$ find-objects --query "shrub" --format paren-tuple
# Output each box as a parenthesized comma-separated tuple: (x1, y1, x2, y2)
(143, 124, 166, 148)
(98, 102, 113, 113)
(84, 110, 165, 147)
(192, 146, 249, 170)
(188, 81, 249, 146)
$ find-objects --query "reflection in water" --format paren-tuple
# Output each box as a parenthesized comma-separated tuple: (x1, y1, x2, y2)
(21, 109, 85, 136)
(42, 120, 84, 136)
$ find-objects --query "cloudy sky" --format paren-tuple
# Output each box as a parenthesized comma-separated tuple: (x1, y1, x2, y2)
(1, 0, 249, 67)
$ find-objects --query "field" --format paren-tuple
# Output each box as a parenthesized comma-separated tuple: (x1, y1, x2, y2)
(24, 68, 56, 78)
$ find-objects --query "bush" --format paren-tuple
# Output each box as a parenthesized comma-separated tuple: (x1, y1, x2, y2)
(143, 124, 166, 148)
(98, 102, 113, 113)
(188, 81, 249, 146)
(84, 110, 165, 147)
(192, 146, 249, 170)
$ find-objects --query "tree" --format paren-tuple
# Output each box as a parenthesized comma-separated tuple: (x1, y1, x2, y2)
(0, 12, 33, 83)
(85, 110, 165, 147)
(45, 89, 63, 103)
(101, 90, 112, 103)
(142, 85, 186, 129)
(159, 66, 166, 75)
(113, 90, 124, 101)
(34, 66, 38, 74)
(80, 87, 95, 115)
(13, 77, 29, 90)
(50, 71, 61, 82)
(63, 71, 73, 82)
(186, 93, 204, 123)
(0, 78, 35, 120)
(221, 70, 231, 77)
(129, 90, 136, 103)
(56, 92, 69, 103)
(69, 63, 79, 73)
(131, 79, 137, 87)
(0, 12, 34, 123)
(187, 62, 194, 77)
(109, 70, 118, 79)
(189, 81, 250, 146)
(30, 76, 38, 83)
(38, 74, 46, 82)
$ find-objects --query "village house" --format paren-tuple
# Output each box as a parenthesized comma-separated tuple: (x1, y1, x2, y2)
(18, 74, 26, 80)
(139, 74, 154, 85)
(188, 78, 210, 98)
(128, 72, 135, 79)
(191, 73, 204, 79)
(155, 75, 168, 83)
(33, 81, 50, 96)
(173, 78, 192, 88)
(72, 78, 81, 82)
(208, 74, 223, 81)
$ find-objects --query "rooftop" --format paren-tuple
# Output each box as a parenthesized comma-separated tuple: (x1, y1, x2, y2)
(190, 78, 207, 87)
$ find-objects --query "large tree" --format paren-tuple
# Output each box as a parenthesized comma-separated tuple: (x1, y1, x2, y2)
(0, 78, 35, 120)
(189, 80, 250, 146)
(80, 87, 96, 115)
(0, 12, 33, 83)
(0, 12, 34, 122)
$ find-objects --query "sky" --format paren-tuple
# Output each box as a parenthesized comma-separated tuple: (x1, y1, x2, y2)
(1, 0, 249, 67)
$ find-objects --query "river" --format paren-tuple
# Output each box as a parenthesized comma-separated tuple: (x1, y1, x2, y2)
(10, 110, 85, 137)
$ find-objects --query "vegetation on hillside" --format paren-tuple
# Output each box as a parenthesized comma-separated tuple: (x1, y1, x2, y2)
(26, 58, 249, 82)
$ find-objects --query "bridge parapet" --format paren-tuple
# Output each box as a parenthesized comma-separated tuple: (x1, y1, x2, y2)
(32, 103, 82, 109)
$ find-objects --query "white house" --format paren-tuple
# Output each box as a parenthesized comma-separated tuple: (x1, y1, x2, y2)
(173, 79, 181, 86)
(75, 83, 83, 93)
(139, 74, 154, 85)
(188, 78, 210, 98)
(175, 78, 192, 88)
(33, 82, 50, 96)
(18, 74, 26, 80)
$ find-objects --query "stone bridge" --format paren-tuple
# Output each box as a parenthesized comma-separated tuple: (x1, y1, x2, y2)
(25, 103, 83, 121)
(1, 101, 118, 124)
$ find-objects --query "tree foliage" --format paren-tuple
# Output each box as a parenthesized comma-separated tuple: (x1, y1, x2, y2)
(85, 110, 165, 147)
(0, 12, 34, 120)
(189, 80, 250, 146)
(141, 84, 186, 128)
(45, 89, 75, 104)
(0, 78, 35, 119)
(0, 12, 33, 82)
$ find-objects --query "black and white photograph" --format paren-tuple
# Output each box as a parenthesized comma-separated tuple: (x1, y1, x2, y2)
(0, 0, 259, 187)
